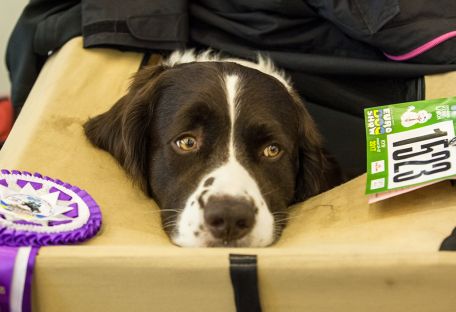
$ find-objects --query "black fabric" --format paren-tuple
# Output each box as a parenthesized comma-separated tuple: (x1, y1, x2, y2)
(5, 0, 456, 177)
(306, 0, 456, 64)
(83, 21, 130, 36)
(307, 0, 400, 36)
(190, 0, 456, 65)
(6, 0, 81, 117)
(81, 0, 188, 50)
(190, 0, 383, 60)
(229, 254, 262, 312)
(440, 227, 456, 251)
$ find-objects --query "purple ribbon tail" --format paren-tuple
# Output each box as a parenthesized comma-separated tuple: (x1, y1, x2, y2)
(0, 246, 39, 312)
(0, 247, 18, 312)
(22, 247, 39, 312)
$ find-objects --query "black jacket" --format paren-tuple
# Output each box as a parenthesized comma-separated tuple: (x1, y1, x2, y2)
(6, 0, 456, 177)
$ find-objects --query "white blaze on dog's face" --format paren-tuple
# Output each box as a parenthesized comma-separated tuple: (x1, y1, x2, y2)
(173, 75, 275, 247)
(84, 50, 332, 247)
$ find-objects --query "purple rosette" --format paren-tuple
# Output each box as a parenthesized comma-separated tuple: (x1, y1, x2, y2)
(0, 169, 102, 247)
(0, 170, 101, 312)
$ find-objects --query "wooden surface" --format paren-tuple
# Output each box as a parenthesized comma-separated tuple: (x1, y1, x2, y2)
(426, 71, 456, 99)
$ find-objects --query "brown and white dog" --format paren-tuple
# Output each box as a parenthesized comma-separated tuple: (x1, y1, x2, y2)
(84, 50, 341, 247)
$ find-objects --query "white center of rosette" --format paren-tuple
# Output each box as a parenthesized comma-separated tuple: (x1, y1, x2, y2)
(0, 174, 90, 233)
(1, 194, 53, 220)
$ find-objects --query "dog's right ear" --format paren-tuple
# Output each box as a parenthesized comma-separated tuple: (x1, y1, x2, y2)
(291, 92, 344, 203)
(83, 64, 167, 191)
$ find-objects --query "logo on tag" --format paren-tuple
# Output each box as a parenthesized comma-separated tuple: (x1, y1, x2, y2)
(371, 160, 385, 174)
(401, 106, 432, 127)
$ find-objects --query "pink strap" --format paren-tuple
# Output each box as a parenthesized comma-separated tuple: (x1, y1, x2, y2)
(384, 31, 456, 61)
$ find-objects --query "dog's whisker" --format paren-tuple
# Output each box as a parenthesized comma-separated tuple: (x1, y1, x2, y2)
(274, 214, 304, 224)
(162, 222, 178, 229)
(158, 209, 182, 213)
(273, 211, 307, 222)
(271, 213, 289, 220)
(274, 204, 335, 223)
(162, 218, 178, 224)
(274, 214, 300, 221)
(273, 226, 284, 236)
(162, 217, 178, 225)
(272, 225, 285, 242)
(260, 187, 281, 197)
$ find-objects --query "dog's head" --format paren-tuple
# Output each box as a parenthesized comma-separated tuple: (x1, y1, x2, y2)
(84, 51, 338, 247)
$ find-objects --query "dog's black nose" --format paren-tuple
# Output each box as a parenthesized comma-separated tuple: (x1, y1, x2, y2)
(204, 196, 255, 242)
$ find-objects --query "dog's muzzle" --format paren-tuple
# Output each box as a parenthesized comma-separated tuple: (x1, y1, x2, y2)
(204, 196, 255, 243)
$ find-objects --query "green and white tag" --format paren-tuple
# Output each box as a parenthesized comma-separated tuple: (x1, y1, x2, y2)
(364, 97, 456, 202)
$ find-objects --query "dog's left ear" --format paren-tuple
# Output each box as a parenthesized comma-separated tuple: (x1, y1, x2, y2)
(291, 93, 343, 203)
(83, 64, 167, 193)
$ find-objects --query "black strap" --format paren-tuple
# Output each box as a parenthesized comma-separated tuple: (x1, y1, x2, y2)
(83, 21, 130, 36)
(229, 254, 262, 312)
(440, 227, 456, 251)
(139, 52, 152, 69)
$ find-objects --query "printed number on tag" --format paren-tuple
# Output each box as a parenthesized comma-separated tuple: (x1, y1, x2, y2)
(387, 121, 456, 189)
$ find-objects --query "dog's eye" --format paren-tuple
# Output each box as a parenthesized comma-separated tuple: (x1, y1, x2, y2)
(176, 136, 198, 152)
(263, 144, 281, 158)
